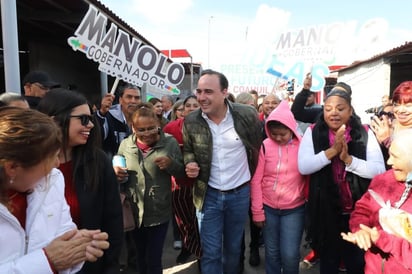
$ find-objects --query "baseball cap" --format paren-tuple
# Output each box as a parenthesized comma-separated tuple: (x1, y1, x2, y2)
(22, 71, 60, 88)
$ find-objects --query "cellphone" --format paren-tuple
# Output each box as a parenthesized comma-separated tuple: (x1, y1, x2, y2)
(377, 111, 395, 120)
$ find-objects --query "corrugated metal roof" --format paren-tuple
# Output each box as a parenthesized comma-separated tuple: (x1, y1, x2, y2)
(9, 0, 161, 53)
(336, 41, 412, 72)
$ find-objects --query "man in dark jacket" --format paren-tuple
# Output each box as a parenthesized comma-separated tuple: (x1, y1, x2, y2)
(183, 69, 262, 274)
(291, 73, 323, 127)
(95, 84, 141, 158)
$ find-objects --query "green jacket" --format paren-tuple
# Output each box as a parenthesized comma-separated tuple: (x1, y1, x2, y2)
(183, 100, 262, 210)
(118, 132, 185, 227)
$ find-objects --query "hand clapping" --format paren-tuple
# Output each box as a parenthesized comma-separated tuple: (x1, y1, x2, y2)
(341, 224, 379, 251)
(44, 229, 109, 271)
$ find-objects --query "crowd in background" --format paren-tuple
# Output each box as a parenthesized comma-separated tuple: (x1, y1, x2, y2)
(1, 69, 412, 274)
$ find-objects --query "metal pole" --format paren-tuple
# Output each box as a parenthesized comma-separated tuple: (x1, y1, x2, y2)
(190, 56, 193, 93)
(1, 0, 21, 93)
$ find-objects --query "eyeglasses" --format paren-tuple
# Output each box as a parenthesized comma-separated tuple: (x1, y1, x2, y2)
(135, 126, 159, 136)
(70, 114, 93, 126)
(176, 108, 184, 112)
(32, 83, 50, 91)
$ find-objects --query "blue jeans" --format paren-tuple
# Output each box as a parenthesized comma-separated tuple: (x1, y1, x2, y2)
(197, 184, 250, 274)
(263, 204, 305, 274)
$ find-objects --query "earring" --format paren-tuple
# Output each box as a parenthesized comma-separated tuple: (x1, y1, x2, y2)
(9, 178, 14, 184)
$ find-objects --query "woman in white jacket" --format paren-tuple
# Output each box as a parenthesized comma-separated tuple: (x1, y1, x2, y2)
(0, 107, 109, 274)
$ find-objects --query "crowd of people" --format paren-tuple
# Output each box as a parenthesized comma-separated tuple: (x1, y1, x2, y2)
(1, 68, 412, 274)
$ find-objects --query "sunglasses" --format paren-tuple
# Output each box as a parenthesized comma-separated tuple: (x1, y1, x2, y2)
(70, 114, 93, 126)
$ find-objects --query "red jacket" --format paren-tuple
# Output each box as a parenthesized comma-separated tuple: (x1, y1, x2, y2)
(350, 170, 412, 273)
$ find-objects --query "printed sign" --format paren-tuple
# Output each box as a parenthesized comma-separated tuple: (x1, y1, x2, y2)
(223, 18, 389, 96)
(68, 5, 184, 95)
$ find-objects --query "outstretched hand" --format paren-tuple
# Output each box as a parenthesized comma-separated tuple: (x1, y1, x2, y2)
(341, 224, 379, 251)
(370, 115, 392, 144)
(303, 73, 312, 90)
(99, 93, 115, 115)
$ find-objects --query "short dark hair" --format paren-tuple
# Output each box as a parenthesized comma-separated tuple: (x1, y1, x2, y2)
(162, 95, 174, 104)
(200, 69, 229, 90)
(118, 83, 140, 97)
(148, 97, 161, 105)
(183, 95, 197, 105)
(267, 120, 288, 131)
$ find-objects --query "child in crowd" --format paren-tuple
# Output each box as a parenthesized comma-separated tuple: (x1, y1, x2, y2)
(251, 100, 307, 274)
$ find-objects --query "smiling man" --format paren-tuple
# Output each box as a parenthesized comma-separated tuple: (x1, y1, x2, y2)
(183, 69, 262, 274)
(96, 83, 141, 158)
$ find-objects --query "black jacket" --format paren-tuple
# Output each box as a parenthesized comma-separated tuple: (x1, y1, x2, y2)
(95, 105, 131, 158)
(291, 88, 322, 123)
(306, 115, 371, 253)
(74, 149, 123, 274)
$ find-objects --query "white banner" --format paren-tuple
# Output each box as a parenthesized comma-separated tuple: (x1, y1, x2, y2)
(68, 5, 184, 95)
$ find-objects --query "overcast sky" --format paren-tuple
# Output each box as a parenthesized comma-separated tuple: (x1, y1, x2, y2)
(94, 0, 411, 93)
(99, 0, 411, 65)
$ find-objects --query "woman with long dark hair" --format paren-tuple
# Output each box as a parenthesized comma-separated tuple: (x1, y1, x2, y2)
(38, 88, 123, 274)
(0, 107, 109, 273)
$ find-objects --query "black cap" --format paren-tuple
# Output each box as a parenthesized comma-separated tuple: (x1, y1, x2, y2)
(23, 71, 60, 88)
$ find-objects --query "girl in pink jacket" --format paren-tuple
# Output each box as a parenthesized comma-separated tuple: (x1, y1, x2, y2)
(251, 100, 307, 274)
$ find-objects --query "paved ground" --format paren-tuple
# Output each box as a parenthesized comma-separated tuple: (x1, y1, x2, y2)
(122, 221, 325, 274)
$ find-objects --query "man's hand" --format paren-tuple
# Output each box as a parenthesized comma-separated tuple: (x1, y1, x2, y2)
(185, 162, 200, 178)
(99, 93, 115, 115)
